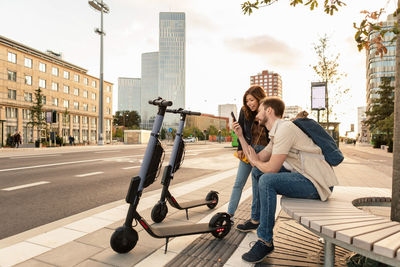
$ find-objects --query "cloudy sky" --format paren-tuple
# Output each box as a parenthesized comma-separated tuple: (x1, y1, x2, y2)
(1, 0, 396, 134)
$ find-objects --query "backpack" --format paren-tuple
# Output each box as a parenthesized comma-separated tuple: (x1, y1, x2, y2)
(292, 118, 344, 166)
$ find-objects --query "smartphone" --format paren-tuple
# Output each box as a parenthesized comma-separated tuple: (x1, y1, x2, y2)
(231, 112, 236, 122)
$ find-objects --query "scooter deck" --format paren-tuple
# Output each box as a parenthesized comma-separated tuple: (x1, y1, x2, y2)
(172, 198, 213, 209)
(150, 222, 215, 238)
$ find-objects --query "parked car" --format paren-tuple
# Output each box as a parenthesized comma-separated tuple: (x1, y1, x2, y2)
(183, 137, 196, 143)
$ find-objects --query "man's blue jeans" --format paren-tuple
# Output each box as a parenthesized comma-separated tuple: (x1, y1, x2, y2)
(227, 145, 264, 216)
(252, 167, 321, 243)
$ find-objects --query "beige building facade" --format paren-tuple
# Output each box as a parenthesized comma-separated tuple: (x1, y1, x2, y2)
(0, 35, 113, 145)
(186, 114, 229, 132)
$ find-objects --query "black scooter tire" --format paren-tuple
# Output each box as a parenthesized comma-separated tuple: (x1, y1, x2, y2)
(110, 226, 138, 253)
(151, 202, 168, 223)
(206, 191, 219, 209)
(209, 212, 231, 239)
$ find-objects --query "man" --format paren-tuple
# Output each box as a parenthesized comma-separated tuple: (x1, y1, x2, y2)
(14, 131, 21, 148)
(232, 97, 338, 263)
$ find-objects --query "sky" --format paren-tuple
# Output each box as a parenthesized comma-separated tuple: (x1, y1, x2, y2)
(0, 0, 396, 135)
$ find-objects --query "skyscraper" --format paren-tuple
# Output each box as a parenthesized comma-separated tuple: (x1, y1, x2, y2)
(118, 77, 141, 113)
(141, 52, 159, 128)
(250, 70, 282, 98)
(159, 12, 185, 127)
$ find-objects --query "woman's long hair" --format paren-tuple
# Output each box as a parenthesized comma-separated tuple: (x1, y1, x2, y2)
(242, 86, 267, 120)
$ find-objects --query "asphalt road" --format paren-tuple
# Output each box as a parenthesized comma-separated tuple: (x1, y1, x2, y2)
(0, 143, 232, 239)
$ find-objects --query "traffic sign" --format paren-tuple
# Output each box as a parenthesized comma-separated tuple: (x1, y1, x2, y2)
(168, 128, 173, 132)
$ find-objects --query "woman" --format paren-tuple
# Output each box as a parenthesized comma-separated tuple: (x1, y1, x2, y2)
(228, 86, 269, 224)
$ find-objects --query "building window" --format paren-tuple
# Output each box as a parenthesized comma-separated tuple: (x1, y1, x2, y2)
(24, 92, 33, 102)
(39, 62, 46, 72)
(83, 90, 88, 98)
(23, 109, 32, 120)
(106, 85, 111, 92)
(25, 57, 32, 68)
(73, 115, 79, 123)
(8, 89, 16, 100)
(74, 74, 80, 82)
(83, 104, 88, 111)
(8, 52, 16, 63)
(52, 82, 59, 91)
(53, 98, 58, 106)
(84, 77, 88, 85)
(74, 88, 79, 96)
(74, 101, 79, 109)
(63, 100, 69, 108)
(91, 93, 96, 100)
(106, 108, 111, 115)
(64, 71, 70, 79)
(106, 97, 110, 103)
(92, 105, 96, 112)
(25, 75, 32, 85)
(63, 85, 70, 94)
(42, 96, 47, 105)
(6, 107, 17, 118)
(8, 70, 17, 82)
(82, 116, 88, 124)
(52, 67, 59, 76)
(39, 79, 46, 88)
(92, 80, 96, 88)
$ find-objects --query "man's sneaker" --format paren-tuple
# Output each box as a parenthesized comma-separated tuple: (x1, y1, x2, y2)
(242, 240, 274, 263)
(236, 219, 259, 232)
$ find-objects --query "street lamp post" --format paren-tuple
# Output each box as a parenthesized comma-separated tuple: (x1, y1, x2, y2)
(0, 119, 5, 147)
(88, 0, 109, 145)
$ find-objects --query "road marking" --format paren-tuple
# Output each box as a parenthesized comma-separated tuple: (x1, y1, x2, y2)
(10, 154, 61, 159)
(75, 172, 104, 177)
(2, 181, 50, 191)
(122, 166, 140, 170)
(184, 153, 198, 156)
(94, 150, 121, 154)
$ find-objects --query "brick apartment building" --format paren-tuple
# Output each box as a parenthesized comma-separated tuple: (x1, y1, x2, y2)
(250, 70, 282, 98)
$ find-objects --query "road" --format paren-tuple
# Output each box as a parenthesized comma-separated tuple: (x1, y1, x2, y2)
(0, 143, 235, 239)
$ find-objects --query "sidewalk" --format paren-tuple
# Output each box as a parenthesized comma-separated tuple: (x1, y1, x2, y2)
(0, 143, 393, 266)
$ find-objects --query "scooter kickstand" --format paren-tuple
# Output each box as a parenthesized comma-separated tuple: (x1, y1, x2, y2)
(164, 237, 169, 254)
(185, 209, 189, 220)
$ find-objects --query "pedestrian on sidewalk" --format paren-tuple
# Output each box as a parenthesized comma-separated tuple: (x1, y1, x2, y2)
(227, 86, 270, 225)
(233, 97, 338, 264)
(14, 131, 21, 148)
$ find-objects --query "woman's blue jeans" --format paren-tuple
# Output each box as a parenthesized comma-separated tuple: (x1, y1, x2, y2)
(227, 145, 264, 216)
(252, 167, 321, 243)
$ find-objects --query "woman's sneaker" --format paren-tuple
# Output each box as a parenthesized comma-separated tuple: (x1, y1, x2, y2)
(236, 219, 259, 232)
(242, 240, 274, 263)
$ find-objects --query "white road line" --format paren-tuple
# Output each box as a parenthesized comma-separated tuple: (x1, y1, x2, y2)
(10, 154, 61, 159)
(94, 150, 120, 154)
(75, 172, 104, 177)
(2, 181, 50, 191)
(122, 166, 140, 170)
(0, 155, 135, 173)
(184, 153, 198, 156)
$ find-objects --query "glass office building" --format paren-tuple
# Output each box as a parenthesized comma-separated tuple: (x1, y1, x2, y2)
(140, 52, 159, 129)
(159, 12, 185, 127)
(118, 77, 141, 113)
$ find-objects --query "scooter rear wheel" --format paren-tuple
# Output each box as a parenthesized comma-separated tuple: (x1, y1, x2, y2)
(110, 225, 138, 253)
(151, 202, 168, 223)
(209, 212, 231, 239)
(206, 191, 219, 209)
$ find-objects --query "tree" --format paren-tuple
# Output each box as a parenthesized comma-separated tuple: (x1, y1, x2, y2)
(113, 110, 141, 128)
(365, 77, 395, 144)
(240, 0, 400, 222)
(27, 88, 47, 145)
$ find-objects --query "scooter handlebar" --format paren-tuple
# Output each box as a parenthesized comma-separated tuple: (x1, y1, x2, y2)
(148, 97, 173, 107)
(166, 109, 201, 116)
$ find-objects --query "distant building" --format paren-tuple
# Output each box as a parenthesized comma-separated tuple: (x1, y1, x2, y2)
(218, 104, 237, 130)
(250, 70, 282, 98)
(283, 105, 303, 120)
(140, 52, 159, 129)
(118, 77, 141, 113)
(158, 12, 185, 127)
(0, 35, 113, 144)
(357, 106, 368, 142)
(186, 114, 229, 132)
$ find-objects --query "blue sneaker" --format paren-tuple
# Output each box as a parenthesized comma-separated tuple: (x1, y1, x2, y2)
(236, 219, 259, 232)
(242, 240, 274, 263)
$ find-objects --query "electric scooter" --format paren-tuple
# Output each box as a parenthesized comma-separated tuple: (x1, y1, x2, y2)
(151, 108, 219, 223)
(110, 98, 231, 254)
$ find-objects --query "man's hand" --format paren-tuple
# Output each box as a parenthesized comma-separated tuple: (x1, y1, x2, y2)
(232, 122, 243, 137)
(246, 146, 258, 166)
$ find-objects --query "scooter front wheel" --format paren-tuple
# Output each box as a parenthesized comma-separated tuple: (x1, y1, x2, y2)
(151, 201, 168, 223)
(209, 212, 231, 239)
(110, 225, 138, 253)
(206, 191, 219, 209)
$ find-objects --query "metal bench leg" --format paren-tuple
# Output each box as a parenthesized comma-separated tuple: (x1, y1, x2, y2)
(324, 241, 335, 267)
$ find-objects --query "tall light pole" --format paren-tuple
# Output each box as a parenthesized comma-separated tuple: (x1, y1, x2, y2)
(88, 0, 109, 145)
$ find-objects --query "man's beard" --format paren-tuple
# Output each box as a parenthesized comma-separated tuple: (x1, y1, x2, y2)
(258, 117, 268, 126)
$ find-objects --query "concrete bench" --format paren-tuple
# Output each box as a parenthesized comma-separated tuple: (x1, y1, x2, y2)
(280, 186, 400, 267)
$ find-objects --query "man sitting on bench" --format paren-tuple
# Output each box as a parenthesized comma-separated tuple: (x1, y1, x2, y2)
(232, 97, 338, 263)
